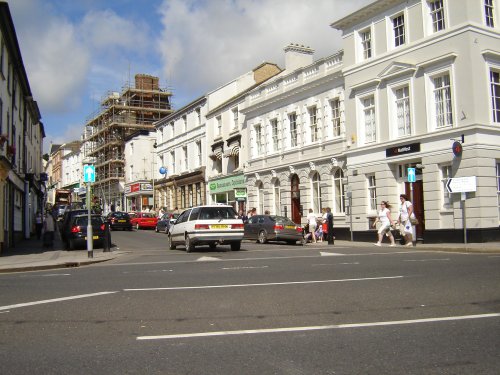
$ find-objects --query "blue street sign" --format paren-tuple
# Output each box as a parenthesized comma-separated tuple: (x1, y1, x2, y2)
(83, 164, 96, 183)
(407, 167, 416, 183)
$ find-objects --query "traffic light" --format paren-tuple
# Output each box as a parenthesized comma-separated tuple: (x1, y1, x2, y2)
(452, 141, 463, 157)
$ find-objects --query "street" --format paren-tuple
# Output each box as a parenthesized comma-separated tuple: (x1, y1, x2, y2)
(1, 229, 499, 374)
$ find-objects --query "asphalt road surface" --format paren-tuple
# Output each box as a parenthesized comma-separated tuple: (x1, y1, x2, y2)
(1, 229, 499, 374)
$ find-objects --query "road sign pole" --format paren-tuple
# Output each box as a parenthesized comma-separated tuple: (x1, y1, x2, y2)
(87, 183, 93, 258)
(462, 192, 467, 245)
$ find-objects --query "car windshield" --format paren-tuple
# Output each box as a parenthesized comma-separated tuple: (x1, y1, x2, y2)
(141, 213, 155, 218)
(199, 207, 237, 220)
(113, 212, 129, 219)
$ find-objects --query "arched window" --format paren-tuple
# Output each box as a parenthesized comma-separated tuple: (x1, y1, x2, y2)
(333, 168, 345, 213)
(257, 182, 265, 214)
(274, 180, 281, 215)
(311, 172, 321, 213)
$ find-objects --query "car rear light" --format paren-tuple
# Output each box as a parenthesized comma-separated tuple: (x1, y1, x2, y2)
(296, 226, 303, 233)
(195, 224, 210, 230)
(274, 225, 284, 231)
(232, 223, 244, 229)
(100, 224, 106, 231)
(70, 226, 81, 233)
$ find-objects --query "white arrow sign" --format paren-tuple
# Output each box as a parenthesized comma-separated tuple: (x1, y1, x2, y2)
(83, 164, 96, 183)
(446, 176, 476, 193)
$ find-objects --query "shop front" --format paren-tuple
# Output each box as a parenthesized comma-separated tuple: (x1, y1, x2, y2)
(208, 173, 246, 212)
(125, 181, 153, 212)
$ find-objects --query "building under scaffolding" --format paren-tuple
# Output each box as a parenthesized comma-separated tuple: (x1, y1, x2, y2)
(83, 74, 173, 212)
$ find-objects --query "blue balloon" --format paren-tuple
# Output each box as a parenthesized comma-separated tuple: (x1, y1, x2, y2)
(159, 166, 167, 175)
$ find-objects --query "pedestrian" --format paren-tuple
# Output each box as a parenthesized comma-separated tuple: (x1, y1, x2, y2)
(306, 208, 317, 243)
(35, 210, 43, 239)
(250, 207, 257, 217)
(238, 209, 248, 222)
(398, 194, 415, 246)
(325, 207, 334, 244)
(43, 212, 56, 247)
(264, 210, 270, 215)
(372, 201, 396, 247)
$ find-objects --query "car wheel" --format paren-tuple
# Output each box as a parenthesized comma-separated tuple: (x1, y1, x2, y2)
(168, 235, 176, 250)
(69, 239, 76, 251)
(209, 243, 217, 250)
(258, 230, 267, 244)
(185, 235, 195, 253)
(230, 241, 241, 251)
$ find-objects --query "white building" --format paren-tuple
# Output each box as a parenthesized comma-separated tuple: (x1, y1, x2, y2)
(243, 45, 345, 224)
(123, 131, 157, 212)
(154, 96, 208, 211)
(330, 0, 500, 242)
(0, 2, 45, 251)
(242, 0, 500, 243)
(154, 62, 281, 213)
(204, 62, 281, 212)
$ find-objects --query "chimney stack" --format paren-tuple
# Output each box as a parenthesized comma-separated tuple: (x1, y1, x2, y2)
(284, 43, 314, 72)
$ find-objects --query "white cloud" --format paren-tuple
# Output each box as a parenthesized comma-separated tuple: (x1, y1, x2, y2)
(156, 0, 372, 105)
(79, 9, 152, 52)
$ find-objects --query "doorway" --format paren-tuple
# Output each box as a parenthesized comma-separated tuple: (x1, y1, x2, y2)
(290, 174, 301, 224)
(405, 180, 424, 240)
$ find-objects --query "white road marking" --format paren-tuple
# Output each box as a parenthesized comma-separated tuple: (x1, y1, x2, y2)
(145, 270, 173, 273)
(197, 256, 221, 261)
(124, 275, 404, 292)
(137, 313, 500, 341)
(320, 252, 345, 256)
(222, 266, 269, 270)
(42, 273, 72, 277)
(403, 259, 450, 262)
(312, 262, 359, 267)
(20, 273, 71, 278)
(0, 291, 118, 311)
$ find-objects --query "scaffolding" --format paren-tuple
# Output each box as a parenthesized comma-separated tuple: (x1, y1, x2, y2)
(83, 74, 173, 211)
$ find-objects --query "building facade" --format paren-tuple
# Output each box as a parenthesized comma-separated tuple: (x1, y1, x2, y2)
(205, 62, 282, 213)
(243, 46, 345, 225)
(330, 0, 500, 242)
(154, 96, 208, 212)
(241, 0, 499, 243)
(0, 2, 45, 252)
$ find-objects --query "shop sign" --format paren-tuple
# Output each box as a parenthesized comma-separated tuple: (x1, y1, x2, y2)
(386, 142, 420, 158)
(130, 183, 140, 192)
(234, 188, 247, 201)
(209, 174, 245, 194)
(125, 185, 131, 194)
(141, 183, 153, 191)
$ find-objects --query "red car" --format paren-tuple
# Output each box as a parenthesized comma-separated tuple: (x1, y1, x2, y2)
(129, 212, 158, 230)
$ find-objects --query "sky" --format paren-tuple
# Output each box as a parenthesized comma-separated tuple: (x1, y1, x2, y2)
(7, 0, 373, 153)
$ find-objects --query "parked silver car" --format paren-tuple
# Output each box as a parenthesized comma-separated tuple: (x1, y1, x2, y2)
(167, 205, 244, 252)
(244, 215, 304, 245)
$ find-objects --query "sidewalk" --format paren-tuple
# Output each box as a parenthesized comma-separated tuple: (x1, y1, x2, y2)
(314, 239, 500, 253)
(0, 231, 123, 273)
(1, 235, 499, 274)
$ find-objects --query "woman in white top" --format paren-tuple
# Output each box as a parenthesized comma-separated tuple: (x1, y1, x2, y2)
(398, 194, 414, 246)
(372, 201, 395, 246)
(306, 208, 317, 243)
